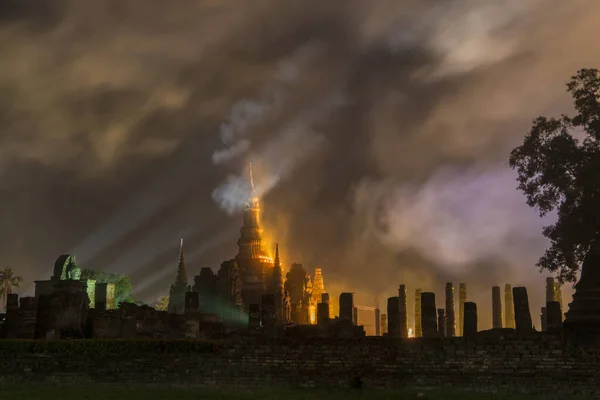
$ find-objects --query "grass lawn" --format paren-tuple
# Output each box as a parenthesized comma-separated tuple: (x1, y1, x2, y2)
(0, 386, 591, 400)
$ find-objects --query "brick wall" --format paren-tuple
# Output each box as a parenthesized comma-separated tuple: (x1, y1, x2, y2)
(0, 335, 599, 396)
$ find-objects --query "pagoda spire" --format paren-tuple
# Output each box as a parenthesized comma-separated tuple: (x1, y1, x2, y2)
(175, 238, 188, 285)
(274, 243, 281, 268)
(271, 243, 284, 291)
(249, 161, 256, 197)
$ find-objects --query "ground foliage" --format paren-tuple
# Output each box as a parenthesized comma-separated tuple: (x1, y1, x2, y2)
(0, 386, 594, 400)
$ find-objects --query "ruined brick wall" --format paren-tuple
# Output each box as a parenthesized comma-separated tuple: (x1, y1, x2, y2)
(0, 336, 599, 396)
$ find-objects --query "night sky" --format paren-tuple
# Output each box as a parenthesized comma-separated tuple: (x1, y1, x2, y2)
(1, 0, 599, 329)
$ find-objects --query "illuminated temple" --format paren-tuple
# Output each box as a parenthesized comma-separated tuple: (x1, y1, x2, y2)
(167, 163, 327, 326)
(235, 164, 275, 311)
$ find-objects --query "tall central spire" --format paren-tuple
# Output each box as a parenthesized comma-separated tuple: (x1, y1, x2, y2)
(237, 161, 268, 260)
(248, 161, 259, 209)
(175, 238, 188, 285)
(274, 243, 281, 268)
(249, 161, 256, 197)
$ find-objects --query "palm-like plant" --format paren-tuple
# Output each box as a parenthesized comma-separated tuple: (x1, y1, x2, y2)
(0, 267, 23, 311)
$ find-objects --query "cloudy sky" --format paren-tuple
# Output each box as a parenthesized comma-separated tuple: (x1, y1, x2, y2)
(1, 0, 599, 330)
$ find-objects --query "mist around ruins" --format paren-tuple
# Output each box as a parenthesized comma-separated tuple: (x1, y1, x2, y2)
(1, 0, 599, 329)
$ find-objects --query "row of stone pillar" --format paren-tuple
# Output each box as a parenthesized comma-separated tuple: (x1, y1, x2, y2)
(386, 285, 556, 338)
(388, 284, 458, 338)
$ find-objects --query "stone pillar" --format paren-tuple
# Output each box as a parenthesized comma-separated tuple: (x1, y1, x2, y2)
(546, 301, 563, 333)
(353, 307, 358, 326)
(6, 293, 19, 310)
(398, 285, 408, 338)
(541, 307, 548, 332)
(458, 283, 467, 336)
(95, 283, 116, 311)
(338, 293, 354, 338)
(185, 291, 199, 313)
(513, 287, 533, 334)
(544, 278, 555, 330)
(437, 308, 446, 338)
(322, 293, 332, 319)
(414, 289, 422, 338)
(261, 294, 277, 337)
(492, 286, 503, 329)
(375, 307, 381, 337)
(248, 304, 261, 336)
(339, 293, 353, 322)
(504, 284, 515, 329)
(445, 283, 455, 337)
(420, 292, 437, 339)
(553, 283, 563, 320)
(387, 297, 400, 337)
(380, 314, 388, 335)
(317, 302, 330, 328)
(546, 277, 555, 304)
(2, 293, 19, 338)
(17, 297, 37, 339)
(463, 302, 478, 338)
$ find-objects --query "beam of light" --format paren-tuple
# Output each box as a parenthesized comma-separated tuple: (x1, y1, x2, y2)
(100, 225, 196, 275)
(65, 43, 323, 277)
(212, 41, 323, 165)
(212, 92, 345, 215)
(66, 148, 218, 277)
(133, 227, 237, 300)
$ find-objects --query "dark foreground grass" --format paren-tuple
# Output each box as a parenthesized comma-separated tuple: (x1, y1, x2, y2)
(0, 386, 593, 400)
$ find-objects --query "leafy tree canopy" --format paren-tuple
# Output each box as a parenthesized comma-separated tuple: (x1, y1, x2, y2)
(509, 68, 600, 283)
(81, 269, 134, 305)
(0, 267, 23, 311)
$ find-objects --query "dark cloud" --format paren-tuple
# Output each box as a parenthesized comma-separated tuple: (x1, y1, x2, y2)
(2, 0, 599, 329)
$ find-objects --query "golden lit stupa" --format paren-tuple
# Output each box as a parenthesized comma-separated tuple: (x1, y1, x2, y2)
(235, 163, 274, 311)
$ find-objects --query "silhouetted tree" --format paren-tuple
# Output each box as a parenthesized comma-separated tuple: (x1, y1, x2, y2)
(81, 269, 134, 305)
(509, 68, 600, 283)
(0, 267, 23, 311)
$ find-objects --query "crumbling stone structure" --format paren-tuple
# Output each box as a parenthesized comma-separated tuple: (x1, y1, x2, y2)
(541, 307, 548, 332)
(492, 286, 503, 329)
(285, 263, 307, 324)
(445, 282, 455, 337)
(260, 294, 277, 338)
(458, 283, 467, 336)
(546, 301, 563, 334)
(414, 289, 422, 338)
(463, 301, 478, 338)
(398, 285, 408, 338)
(338, 293, 355, 338)
(34, 254, 115, 311)
(513, 287, 533, 334)
(36, 280, 90, 339)
(317, 302, 329, 327)
(437, 308, 445, 338)
(504, 284, 515, 329)
(564, 238, 600, 337)
(420, 292, 437, 339)
(387, 297, 400, 338)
